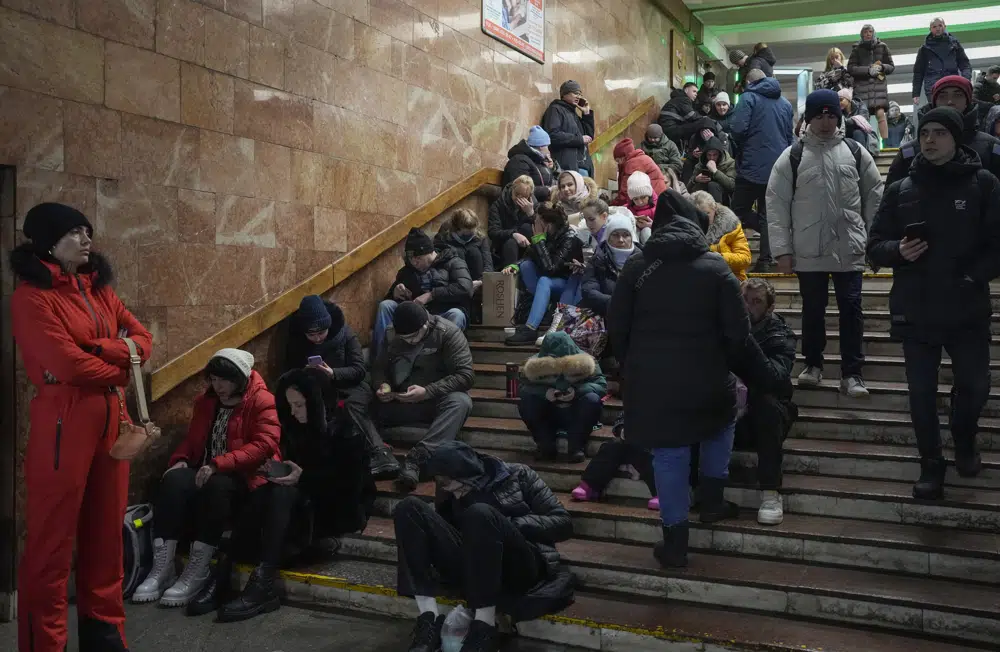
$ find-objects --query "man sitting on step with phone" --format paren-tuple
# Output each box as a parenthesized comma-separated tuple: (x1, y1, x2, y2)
(371, 302, 475, 493)
(767, 89, 884, 400)
(868, 107, 1000, 500)
(285, 295, 400, 480)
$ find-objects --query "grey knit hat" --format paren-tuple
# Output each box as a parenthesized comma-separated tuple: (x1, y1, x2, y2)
(559, 80, 582, 96)
(728, 49, 747, 65)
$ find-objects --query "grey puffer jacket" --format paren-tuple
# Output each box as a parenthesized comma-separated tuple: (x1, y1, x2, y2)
(372, 315, 474, 399)
(766, 129, 884, 273)
(848, 36, 895, 110)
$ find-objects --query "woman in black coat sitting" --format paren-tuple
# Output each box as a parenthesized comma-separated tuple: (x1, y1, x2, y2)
(394, 441, 573, 652)
(488, 175, 537, 268)
(504, 204, 584, 345)
(580, 212, 639, 316)
(219, 367, 376, 623)
(608, 190, 770, 569)
(285, 295, 398, 479)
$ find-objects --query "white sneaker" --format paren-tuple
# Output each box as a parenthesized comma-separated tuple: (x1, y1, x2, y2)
(159, 541, 216, 607)
(131, 538, 177, 603)
(797, 366, 822, 386)
(757, 490, 784, 525)
(841, 375, 869, 398)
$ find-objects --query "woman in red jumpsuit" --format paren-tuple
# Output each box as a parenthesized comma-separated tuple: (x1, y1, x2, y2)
(10, 203, 152, 652)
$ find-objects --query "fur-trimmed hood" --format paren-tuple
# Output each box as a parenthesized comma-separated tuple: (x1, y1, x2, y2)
(9, 243, 114, 290)
(705, 204, 740, 245)
(523, 351, 597, 382)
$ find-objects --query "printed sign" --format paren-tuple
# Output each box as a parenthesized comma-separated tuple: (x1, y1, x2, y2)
(482, 0, 545, 64)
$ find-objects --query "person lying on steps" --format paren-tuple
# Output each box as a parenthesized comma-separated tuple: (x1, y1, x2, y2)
(395, 441, 574, 652)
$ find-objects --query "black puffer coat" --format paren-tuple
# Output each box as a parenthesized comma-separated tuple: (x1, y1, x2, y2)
(430, 444, 573, 621)
(284, 301, 366, 389)
(502, 140, 554, 189)
(433, 230, 493, 280)
(608, 216, 766, 449)
(848, 36, 895, 110)
(868, 147, 1000, 341)
(747, 46, 776, 78)
(384, 247, 473, 318)
(541, 99, 595, 177)
(580, 241, 639, 316)
(273, 368, 376, 538)
(487, 184, 536, 254)
(976, 73, 1000, 106)
(886, 106, 1000, 186)
(525, 224, 584, 279)
(751, 313, 797, 402)
(658, 89, 716, 149)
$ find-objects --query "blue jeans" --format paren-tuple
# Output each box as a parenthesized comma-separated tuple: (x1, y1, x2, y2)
(578, 168, 590, 177)
(373, 300, 467, 356)
(652, 420, 736, 527)
(518, 391, 602, 454)
(519, 260, 581, 329)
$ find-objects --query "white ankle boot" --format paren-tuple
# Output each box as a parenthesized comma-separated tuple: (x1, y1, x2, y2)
(160, 541, 216, 607)
(132, 538, 177, 603)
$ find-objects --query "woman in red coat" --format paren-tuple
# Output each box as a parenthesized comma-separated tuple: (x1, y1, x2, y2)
(132, 348, 280, 608)
(11, 203, 153, 652)
(611, 138, 668, 206)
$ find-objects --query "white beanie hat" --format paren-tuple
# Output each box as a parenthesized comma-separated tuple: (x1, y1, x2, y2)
(627, 171, 653, 200)
(605, 212, 637, 243)
(210, 348, 254, 381)
(714, 91, 730, 105)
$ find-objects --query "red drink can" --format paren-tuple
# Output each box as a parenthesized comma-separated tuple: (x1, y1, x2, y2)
(506, 363, 519, 398)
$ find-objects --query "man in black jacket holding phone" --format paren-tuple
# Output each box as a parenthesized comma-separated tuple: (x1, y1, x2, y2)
(541, 80, 595, 177)
(868, 107, 1000, 500)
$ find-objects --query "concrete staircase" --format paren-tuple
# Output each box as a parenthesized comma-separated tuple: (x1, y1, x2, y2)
(274, 271, 1000, 651)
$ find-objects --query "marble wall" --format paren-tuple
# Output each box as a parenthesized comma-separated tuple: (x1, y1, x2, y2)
(0, 0, 676, 364)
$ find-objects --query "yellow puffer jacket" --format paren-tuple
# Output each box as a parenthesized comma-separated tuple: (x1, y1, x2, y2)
(706, 205, 751, 281)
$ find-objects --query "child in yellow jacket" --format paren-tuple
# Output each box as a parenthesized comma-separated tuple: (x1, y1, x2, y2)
(690, 190, 751, 281)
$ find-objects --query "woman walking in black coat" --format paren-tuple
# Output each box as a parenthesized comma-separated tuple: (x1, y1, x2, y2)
(608, 190, 770, 568)
(848, 24, 895, 140)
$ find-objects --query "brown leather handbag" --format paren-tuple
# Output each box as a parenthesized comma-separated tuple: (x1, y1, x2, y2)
(109, 338, 161, 461)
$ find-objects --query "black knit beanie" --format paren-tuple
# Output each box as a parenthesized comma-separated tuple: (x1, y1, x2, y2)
(296, 295, 333, 332)
(919, 107, 965, 147)
(22, 203, 93, 256)
(393, 301, 429, 336)
(405, 227, 434, 257)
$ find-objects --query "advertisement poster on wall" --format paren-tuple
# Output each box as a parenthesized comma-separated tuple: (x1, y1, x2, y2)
(482, 0, 545, 64)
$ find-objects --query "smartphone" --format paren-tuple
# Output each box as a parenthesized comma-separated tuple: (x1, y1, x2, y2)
(577, 97, 588, 107)
(903, 222, 928, 242)
(307, 355, 323, 367)
(265, 460, 293, 479)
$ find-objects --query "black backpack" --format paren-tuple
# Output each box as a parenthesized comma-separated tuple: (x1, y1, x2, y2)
(122, 504, 154, 599)
(788, 137, 863, 196)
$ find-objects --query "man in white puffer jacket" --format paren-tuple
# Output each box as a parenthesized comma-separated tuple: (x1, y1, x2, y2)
(767, 89, 884, 398)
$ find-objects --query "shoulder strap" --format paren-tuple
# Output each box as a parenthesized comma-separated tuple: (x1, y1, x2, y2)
(122, 338, 151, 424)
(901, 143, 917, 159)
(842, 138, 864, 177)
(634, 258, 662, 290)
(789, 141, 804, 196)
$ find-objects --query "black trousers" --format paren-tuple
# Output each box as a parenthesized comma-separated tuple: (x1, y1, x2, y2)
(903, 330, 991, 460)
(734, 392, 794, 490)
(154, 467, 247, 546)
(498, 238, 523, 268)
(233, 483, 301, 565)
(394, 497, 542, 610)
(581, 438, 656, 496)
(798, 271, 864, 378)
(344, 382, 386, 451)
(731, 179, 771, 262)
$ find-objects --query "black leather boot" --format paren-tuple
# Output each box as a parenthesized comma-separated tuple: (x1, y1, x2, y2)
(954, 440, 983, 478)
(218, 563, 281, 622)
(913, 457, 947, 500)
(653, 522, 689, 568)
(698, 476, 740, 523)
(185, 551, 232, 617)
(78, 616, 128, 651)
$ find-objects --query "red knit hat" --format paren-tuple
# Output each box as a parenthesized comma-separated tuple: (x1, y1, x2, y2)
(613, 138, 635, 159)
(931, 75, 973, 106)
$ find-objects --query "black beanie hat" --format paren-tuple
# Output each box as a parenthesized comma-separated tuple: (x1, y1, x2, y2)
(22, 203, 93, 256)
(405, 227, 434, 257)
(804, 89, 843, 123)
(393, 301, 429, 336)
(703, 71, 716, 81)
(296, 295, 333, 332)
(919, 107, 965, 147)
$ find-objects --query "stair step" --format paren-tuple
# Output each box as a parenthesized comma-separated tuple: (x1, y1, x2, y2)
(775, 308, 1000, 335)
(342, 516, 1000, 645)
(280, 553, 980, 652)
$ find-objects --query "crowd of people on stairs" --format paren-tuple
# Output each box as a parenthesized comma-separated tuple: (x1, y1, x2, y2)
(8, 20, 1000, 649)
